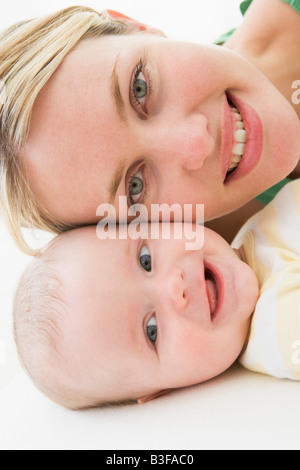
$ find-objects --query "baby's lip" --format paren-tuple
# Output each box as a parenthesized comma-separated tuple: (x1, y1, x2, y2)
(205, 269, 218, 318)
(204, 262, 224, 323)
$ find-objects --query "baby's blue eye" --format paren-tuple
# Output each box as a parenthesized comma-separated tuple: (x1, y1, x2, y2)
(147, 316, 157, 343)
(139, 245, 152, 272)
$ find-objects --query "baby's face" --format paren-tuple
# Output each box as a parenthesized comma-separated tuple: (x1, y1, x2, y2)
(52, 225, 258, 403)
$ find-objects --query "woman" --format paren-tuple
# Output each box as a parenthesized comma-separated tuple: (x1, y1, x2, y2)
(0, 0, 300, 253)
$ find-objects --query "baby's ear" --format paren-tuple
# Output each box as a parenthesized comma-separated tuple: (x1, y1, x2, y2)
(138, 389, 172, 405)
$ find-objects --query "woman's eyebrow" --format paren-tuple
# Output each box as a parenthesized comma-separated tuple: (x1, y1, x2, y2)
(111, 54, 128, 124)
(108, 160, 126, 204)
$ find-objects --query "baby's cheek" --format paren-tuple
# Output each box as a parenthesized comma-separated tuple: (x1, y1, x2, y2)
(211, 327, 248, 370)
(192, 330, 241, 379)
(179, 333, 221, 376)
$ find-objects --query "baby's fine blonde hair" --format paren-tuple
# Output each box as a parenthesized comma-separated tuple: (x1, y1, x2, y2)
(13, 243, 137, 410)
(0, 6, 133, 255)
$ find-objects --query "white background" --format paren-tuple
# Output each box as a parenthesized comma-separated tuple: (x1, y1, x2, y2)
(0, 0, 243, 44)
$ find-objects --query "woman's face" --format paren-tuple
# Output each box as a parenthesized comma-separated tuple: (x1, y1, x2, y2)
(23, 32, 300, 223)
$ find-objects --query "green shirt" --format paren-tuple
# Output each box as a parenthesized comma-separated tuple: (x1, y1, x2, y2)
(215, 0, 300, 205)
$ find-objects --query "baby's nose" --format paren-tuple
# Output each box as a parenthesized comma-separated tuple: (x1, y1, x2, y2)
(164, 268, 188, 310)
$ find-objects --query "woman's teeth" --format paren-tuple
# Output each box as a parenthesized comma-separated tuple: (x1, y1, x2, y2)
(228, 104, 247, 172)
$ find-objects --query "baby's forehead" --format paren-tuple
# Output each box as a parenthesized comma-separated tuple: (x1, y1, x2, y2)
(50, 229, 131, 297)
(52, 237, 143, 362)
(46, 226, 129, 259)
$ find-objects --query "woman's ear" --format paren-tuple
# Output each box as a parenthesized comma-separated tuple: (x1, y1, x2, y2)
(105, 10, 167, 37)
(138, 389, 173, 405)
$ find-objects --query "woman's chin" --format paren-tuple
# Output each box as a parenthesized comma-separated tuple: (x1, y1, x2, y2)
(268, 106, 300, 179)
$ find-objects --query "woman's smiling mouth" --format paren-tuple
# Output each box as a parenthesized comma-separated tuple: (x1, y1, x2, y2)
(226, 99, 247, 176)
(224, 92, 264, 184)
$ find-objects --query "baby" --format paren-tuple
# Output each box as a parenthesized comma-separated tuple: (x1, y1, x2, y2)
(13, 223, 259, 409)
(13, 180, 300, 409)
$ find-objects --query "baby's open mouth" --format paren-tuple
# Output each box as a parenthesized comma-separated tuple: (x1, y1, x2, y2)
(205, 269, 218, 320)
(226, 99, 247, 178)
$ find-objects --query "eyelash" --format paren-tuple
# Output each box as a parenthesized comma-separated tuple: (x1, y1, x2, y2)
(139, 242, 152, 272)
(138, 244, 157, 349)
(145, 313, 158, 349)
(130, 58, 152, 115)
(127, 166, 149, 207)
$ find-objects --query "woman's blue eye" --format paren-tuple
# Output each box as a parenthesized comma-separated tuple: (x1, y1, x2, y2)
(139, 245, 152, 272)
(131, 59, 151, 114)
(129, 169, 144, 204)
(133, 71, 147, 103)
(147, 316, 157, 343)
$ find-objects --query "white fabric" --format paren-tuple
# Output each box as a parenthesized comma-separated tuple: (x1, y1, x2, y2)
(232, 181, 300, 380)
(1, 366, 300, 450)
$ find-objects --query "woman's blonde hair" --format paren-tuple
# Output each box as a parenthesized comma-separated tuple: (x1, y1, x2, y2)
(0, 6, 134, 255)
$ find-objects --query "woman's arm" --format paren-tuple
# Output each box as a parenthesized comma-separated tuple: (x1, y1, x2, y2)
(225, 0, 300, 121)
(225, 0, 300, 55)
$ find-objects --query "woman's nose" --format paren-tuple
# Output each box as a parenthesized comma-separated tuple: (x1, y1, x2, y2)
(147, 113, 215, 172)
